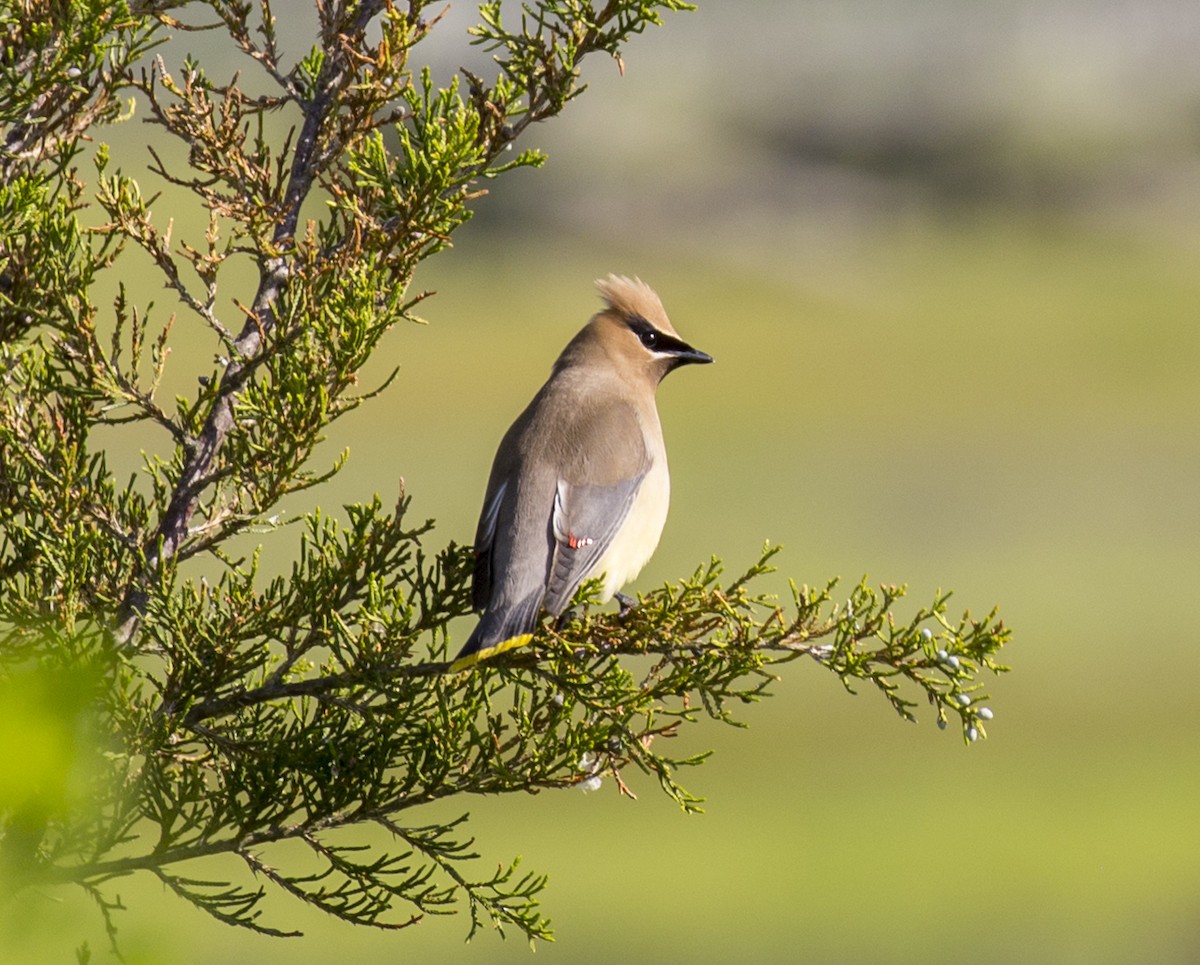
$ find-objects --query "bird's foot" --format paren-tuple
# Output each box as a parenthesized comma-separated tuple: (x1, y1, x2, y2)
(615, 592, 638, 618)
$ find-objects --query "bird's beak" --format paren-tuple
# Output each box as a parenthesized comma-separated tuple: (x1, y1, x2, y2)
(672, 342, 714, 366)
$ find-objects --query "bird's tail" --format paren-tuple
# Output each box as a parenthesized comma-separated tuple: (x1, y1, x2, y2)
(448, 595, 541, 673)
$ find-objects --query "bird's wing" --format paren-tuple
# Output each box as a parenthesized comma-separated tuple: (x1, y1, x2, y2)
(541, 400, 650, 615)
(471, 477, 507, 613)
(541, 475, 645, 615)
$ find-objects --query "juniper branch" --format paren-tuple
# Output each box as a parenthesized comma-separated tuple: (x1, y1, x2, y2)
(116, 1, 392, 641)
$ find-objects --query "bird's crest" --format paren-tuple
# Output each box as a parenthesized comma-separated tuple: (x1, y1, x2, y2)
(595, 274, 676, 336)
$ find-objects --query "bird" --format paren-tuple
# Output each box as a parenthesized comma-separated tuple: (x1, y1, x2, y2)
(449, 275, 713, 672)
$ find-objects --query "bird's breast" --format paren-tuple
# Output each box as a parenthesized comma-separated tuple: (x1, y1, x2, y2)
(592, 453, 670, 600)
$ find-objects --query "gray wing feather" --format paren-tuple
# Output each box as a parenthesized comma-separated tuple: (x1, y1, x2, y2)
(471, 479, 507, 612)
(541, 474, 645, 616)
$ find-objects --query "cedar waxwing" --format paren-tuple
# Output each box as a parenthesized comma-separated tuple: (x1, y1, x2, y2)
(450, 275, 713, 672)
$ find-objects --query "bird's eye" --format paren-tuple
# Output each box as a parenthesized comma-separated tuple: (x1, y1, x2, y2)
(640, 330, 659, 349)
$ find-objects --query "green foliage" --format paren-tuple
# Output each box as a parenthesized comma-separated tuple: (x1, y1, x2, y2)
(1, 1, 159, 342)
(0, 0, 1012, 956)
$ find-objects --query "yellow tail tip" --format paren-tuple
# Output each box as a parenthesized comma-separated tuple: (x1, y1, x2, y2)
(448, 633, 535, 673)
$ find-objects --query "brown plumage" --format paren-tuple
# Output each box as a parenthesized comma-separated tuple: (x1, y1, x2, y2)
(450, 275, 712, 672)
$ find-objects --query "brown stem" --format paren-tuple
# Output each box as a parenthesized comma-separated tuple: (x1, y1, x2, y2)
(115, 1, 389, 645)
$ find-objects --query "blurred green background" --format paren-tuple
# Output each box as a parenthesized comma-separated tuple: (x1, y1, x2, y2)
(7, 1, 1200, 961)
